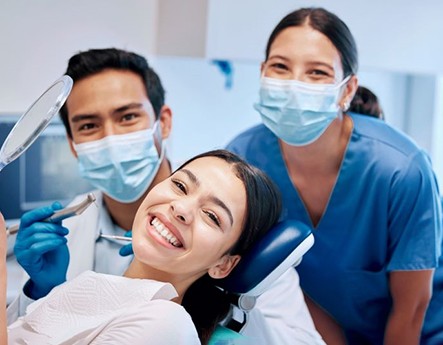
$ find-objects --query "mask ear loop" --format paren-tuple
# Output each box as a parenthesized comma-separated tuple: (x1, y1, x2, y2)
(144, 100, 156, 129)
(151, 120, 163, 158)
(337, 75, 352, 112)
(145, 99, 164, 157)
(336, 75, 351, 88)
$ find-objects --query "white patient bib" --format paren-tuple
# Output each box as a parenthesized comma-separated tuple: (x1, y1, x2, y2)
(10, 271, 178, 344)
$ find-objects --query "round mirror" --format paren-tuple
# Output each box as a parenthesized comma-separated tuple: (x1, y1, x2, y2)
(0, 75, 73, 171)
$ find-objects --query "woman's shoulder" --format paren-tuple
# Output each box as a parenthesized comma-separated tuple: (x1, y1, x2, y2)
(106, 300, 200, 344)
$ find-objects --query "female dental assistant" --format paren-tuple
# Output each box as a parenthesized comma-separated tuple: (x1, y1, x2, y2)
(227, 7, 442, 345)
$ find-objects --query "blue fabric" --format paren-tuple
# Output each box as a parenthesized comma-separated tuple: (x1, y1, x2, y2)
(227, 114, 442, 344)
(209, 325, 246, 345)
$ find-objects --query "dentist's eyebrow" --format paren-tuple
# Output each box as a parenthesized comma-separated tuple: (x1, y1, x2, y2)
(70, 103, 145, 123)
(112, 102, 144, 115)
(70, 114, 99, 123)
(180, 168, 234, 226)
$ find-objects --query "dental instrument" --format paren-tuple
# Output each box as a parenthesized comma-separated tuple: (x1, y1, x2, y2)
(6, 193, 96, 237)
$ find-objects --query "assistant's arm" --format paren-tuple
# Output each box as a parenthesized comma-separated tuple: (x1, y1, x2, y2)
(384, 270, 433, 345)
(304, 294, 347, 345)
(384, 151, 441, 344)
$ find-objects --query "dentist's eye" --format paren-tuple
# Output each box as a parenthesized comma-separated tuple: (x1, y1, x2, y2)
(172, 179, 187, 194)
(204, 210, 220, 227)
(78, 123, 98, 132)
(121, 113, 139, 122)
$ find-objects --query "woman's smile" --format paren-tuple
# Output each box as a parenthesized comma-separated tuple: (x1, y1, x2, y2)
(146, 214, 185, 250)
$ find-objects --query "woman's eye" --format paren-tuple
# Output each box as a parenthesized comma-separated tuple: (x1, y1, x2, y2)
(204, 210, 220, 227)
(172, 179, 187, 194)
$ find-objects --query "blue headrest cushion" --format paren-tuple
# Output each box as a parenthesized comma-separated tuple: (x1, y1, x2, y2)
(216, 220, 313, 295)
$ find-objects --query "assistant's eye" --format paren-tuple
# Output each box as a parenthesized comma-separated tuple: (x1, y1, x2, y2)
(310, 69, 329, 76)
(270, 62, 288, 71)
(308, 69, 335, 83)
(204, 210, 221, 227)
(171, 179, 187, 194)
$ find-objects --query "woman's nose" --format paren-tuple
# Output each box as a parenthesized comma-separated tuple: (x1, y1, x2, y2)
(170, 200, 193, 224)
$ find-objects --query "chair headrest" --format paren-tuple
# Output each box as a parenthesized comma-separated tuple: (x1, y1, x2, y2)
(216, 220, 314, 296)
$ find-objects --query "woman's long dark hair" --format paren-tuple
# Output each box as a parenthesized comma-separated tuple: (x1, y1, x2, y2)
(178, 150, 282, 344)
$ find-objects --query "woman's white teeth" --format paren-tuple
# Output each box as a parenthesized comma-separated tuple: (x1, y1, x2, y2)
(151, 218, 182, 247)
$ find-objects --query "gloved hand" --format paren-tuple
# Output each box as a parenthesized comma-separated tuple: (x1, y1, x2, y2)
(119, 230, 133, 257)
(14, 202, 70, 300)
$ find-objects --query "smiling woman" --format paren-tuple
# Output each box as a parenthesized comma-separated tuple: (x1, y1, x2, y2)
(1, 149, 282, 345)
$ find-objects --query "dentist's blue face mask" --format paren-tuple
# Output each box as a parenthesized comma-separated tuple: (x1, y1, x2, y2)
(254, 76, 350, 146)
(73, 121, 164, 203)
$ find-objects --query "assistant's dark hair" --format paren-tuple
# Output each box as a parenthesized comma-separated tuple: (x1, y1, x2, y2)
(265, 7, 358, 78)
(178, 149, 282, 344)
(59, 48, 165, 138)
(349, 86, 384, 120)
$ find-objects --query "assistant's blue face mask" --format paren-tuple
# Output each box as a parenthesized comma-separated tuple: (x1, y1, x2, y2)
(254, 76, 350, 146)
(73, 123, 164, 203)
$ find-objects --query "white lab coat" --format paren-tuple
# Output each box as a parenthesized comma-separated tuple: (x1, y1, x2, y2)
(7, 191, 324, 345)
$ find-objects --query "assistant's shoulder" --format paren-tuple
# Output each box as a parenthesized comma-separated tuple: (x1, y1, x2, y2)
(351, 113, 423, 158)
(350, 114, 438, 194)
(226, 123, 273, 154)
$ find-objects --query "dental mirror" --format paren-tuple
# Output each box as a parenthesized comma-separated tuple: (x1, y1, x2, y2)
(0, 75, 73, 172)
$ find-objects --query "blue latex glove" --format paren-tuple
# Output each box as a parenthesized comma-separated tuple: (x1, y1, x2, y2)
(14, 202, 70, 300)
(119, 230, 133, 257)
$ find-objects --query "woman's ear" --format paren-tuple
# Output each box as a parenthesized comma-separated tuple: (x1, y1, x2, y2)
(340, 75, 359, 110)
(158, 104, 172, 140)
(208, 254, 241, 279)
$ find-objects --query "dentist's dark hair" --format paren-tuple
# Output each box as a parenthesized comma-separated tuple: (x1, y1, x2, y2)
(265, 7, 358, 77)
(59, 48, 165, 138)
(179, 149, 282, 344)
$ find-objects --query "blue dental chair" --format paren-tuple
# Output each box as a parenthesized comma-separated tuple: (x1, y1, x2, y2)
(214, 219, 314, 337)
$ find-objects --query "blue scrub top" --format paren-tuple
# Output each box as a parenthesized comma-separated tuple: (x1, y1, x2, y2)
(227, 114, 442, 344)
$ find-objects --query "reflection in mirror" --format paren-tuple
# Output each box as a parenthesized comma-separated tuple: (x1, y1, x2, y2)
(0, 76, 72, 171)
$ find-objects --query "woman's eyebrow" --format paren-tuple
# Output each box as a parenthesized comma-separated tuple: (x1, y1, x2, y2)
(180, 168, 234, 226)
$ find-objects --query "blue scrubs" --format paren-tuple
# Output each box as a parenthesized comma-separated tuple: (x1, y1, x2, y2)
(227, 114, 442, 344)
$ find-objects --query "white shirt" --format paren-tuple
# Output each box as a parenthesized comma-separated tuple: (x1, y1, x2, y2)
(8, 191, 325, 344)
(8, 271, 200, 345)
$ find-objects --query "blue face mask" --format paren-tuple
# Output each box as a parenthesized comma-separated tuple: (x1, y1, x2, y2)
(73, 123, 164, 203)
(254, 76, 349, 146)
